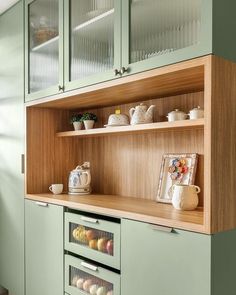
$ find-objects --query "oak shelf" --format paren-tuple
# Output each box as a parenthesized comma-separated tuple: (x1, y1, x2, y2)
(25, 193, 205, 233)
(57, 119, 204, 138)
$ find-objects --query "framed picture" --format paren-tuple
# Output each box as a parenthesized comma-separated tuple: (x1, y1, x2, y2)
(157, 153, 198, 203)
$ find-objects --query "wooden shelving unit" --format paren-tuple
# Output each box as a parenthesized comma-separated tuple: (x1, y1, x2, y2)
(25, 55, 236, 234)
(56, 119, 204, 138)
(25, 193, 204, 233)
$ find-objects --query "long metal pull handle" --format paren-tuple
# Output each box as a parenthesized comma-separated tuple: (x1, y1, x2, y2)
(81, 261, 98, 272)
(35, 202, 48, 207)
(21, 154, 25, 174)
(81, 216, 99, 224)
(151, 225, 173, 233)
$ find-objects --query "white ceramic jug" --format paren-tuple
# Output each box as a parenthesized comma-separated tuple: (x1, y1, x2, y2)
(171, 184, 200, 211)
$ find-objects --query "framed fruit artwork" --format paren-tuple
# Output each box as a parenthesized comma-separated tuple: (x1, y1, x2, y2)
(157, 153, 198, 203)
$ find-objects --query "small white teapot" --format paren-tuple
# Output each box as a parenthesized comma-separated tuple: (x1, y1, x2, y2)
(171, 184, 200, 211)
(129, 103, 156, 125)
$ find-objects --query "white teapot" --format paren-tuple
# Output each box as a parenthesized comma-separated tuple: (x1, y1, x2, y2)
(129, 103, 156, 125)
(68, 162, 91, 195)
(171, 184, 200, 211)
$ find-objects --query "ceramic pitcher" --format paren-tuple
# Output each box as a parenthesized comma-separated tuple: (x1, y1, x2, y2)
(171, 184, 200, 211)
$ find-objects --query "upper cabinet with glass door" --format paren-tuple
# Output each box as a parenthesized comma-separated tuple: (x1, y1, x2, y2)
(25, 0, 64, 101)
(64, 0, 121, 91)
(121, 0, 212, 76)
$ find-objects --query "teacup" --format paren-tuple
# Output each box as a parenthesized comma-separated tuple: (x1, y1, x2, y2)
(49, 184, 63, 195)
(171, 184, 200, 211)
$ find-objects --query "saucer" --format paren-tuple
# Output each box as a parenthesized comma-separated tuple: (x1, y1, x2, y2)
(104, 124, 129, 127)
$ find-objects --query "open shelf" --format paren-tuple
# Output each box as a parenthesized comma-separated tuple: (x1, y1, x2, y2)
(57, 119, 204, 138)
(25, 193, 204, 233)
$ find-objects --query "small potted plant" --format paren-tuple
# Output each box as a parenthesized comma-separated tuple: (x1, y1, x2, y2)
(81, 112, 97, 130)
(70, 114, 82, 131)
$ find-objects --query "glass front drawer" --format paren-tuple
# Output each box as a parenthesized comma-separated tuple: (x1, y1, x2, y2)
(65, 254, 120, 295)
(65, 212, 120, 269)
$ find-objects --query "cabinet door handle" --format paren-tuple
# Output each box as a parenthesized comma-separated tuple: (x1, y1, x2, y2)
(35, 201, 48, 207)
(114, 68, 121, 76)
(120, 66, 129, 74)
(58, 85, 64, 91)
(150, 225, 173, 233)
(81, 261, 98, 272)
(21, 154, 25, 174)
(81, 216, 99, 224)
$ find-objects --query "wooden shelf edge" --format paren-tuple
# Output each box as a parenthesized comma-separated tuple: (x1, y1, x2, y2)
(25, 193, 206, 233)
(57, 119, 205, 138)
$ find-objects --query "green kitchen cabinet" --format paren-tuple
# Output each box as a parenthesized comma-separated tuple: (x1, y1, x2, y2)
(0, 2, 25, 295)
(121, 219, 236, 295)
(25, 0, 236, 101)
(121, 0, 212, 76)
(65, 212, 121, 269)
(64, 0, 122, 91)
(65, 254, 120, 295)
(121, 219, 211, 295)
(25, 200, 64, 295)
(25, 0, 64, 101)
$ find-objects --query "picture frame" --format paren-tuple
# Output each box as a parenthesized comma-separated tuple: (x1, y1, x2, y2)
(157, 153, 198, 204)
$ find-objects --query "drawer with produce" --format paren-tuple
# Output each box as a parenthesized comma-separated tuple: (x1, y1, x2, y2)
(65, 212, 120, 269)
(65, 254, 120, 295)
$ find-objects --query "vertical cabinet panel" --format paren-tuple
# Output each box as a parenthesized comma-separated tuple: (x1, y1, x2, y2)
(122, 0, 212, 75)
(25, 0, 64, 101)
(25, 200, 64, 295)
(0, 2, 25, 295)
(64, 0, 121, 91)
(121, 219, 211, 295)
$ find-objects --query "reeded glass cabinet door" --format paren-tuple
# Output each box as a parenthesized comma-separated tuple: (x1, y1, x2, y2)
(122, 0, 212, 75)
(64, 0, 121, 91)
(25, 0, 64, 101)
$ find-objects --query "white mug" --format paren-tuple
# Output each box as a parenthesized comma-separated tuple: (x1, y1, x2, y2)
(171, 184, 200, 211)
(49, 184, 63, 195)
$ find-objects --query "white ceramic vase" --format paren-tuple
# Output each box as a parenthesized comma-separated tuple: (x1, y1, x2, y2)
(83, 120, 95, 130)
(73, 121, 82, 130)
(171, 184, 200, 211)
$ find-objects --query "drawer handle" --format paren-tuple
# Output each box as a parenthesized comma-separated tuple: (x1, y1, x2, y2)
(81, 261, 98, 272)
(81, 216, 99, 224)
(35, 201, 48, 207)
(151, 225, 173, 233)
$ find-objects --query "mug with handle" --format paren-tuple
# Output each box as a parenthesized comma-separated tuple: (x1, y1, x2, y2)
(49, 184, 63, 195)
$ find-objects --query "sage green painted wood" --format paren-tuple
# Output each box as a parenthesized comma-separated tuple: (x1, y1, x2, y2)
(0, 2, 25, 295)
(121, 0, 212, 76)
(121, 219, 211, 295)
(24, 0, 64, 102)
(25, 200, 64, 295)
(64, 0, 122, 92)
(212, 0, 236, 63)
(65, 212, 121, 269)
(211, 229, 236, 295)
(65, 254, 120, 295)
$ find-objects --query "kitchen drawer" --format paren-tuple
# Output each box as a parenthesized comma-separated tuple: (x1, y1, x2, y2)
(65, 212, 120, 269)
(65, 254, 120, 295)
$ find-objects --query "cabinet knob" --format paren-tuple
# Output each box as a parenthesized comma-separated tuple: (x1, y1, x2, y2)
(120, 67, 129, 74)
(58, 85, 64, 92)
(114, 69, 121, 76)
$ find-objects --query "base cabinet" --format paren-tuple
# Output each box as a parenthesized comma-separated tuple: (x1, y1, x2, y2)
(121, 219, 211, 295)
(25, 200, 64, 295)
